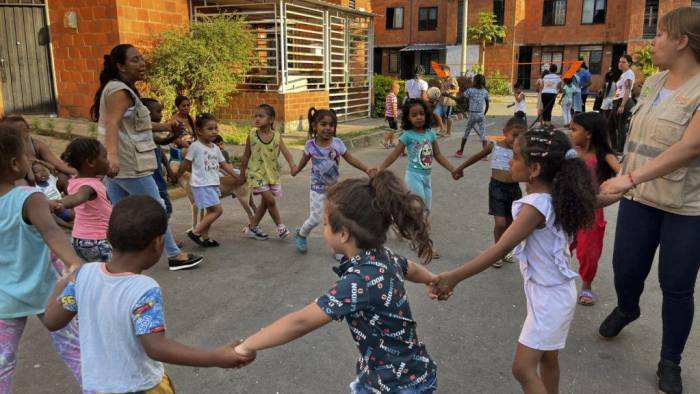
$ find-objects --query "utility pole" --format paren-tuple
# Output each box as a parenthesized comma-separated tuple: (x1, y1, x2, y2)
(460, 0, 469, 76)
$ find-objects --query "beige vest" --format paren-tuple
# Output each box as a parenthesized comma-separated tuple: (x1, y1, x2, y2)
(623, 70, 700, 215)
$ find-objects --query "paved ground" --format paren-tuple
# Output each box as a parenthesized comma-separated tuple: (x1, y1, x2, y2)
(13, 115, 700, 394)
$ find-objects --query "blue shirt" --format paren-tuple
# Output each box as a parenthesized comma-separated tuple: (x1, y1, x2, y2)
(316, 248, 436, 392)
(399, 129, 437, 175)
(0, 187, 55, 318)
(577, 69, 592, 94)
(463, 88, 490, 113)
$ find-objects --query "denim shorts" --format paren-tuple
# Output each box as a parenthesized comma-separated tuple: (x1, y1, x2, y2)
(405, 171, 432, 210)
(72, 238, 112, 262)
(191, 185, 221, 209)
(349, 374, 437, 394)
(433, 103, 453, 119)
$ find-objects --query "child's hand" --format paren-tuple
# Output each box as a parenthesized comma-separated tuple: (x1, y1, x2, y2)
(451, 169, 463, 180)
(213, 340, 255, 368)
(49, 199, 64, 213)
(366, 168, 378, 177)
(427, 272, 456, 301)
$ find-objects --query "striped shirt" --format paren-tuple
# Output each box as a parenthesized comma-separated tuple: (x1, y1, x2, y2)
(385, 93, 398, 118)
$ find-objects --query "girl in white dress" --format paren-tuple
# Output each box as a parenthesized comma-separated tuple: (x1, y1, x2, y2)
(430, 127, 596, 394)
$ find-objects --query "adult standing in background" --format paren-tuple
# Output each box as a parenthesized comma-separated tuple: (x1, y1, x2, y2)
(576, 61, 593, 111)
(598, 7, 700, 394)
(405, 65, 429, 103)
(436, 65, 460, 137)
(540, 64, 561, 127)
(610, 54, 636, 153)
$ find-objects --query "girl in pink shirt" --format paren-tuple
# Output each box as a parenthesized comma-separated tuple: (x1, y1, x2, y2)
(61, 138, 113, 262)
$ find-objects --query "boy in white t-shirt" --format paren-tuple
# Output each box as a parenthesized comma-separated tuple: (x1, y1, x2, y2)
(42, 195, 254, 393)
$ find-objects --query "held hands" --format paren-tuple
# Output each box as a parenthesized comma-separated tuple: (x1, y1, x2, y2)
(426, 272, 457, 301)
(107, 154, 120, 178)
(600, 174, 634, 196)
(49, 199, 64, 214)
(212, 340, 256, 369)
(366, 168, 378, 177)
(451, 169, 463, 180)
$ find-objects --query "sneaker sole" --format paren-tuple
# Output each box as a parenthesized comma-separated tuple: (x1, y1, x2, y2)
(169, 257, 204, 271)
(245, 232, 268, 240)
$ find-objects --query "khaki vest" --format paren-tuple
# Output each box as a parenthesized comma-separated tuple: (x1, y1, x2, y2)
(623, 70, 700, 215)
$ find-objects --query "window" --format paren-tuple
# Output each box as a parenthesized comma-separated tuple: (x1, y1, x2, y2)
(420, 51, 440, 75)
(578, 45, 603, 74)
(418, 7, 438, 31)
(543, 0, 567, 26)
(541, 47, 564, 73)
(693, 0, 700, 7)
(389, 50, 400, 73)
(493, 0, 505, 25)
(643, 0, 659, 38)
(385, 7, 404, 29)
(581, 0, 606, 24)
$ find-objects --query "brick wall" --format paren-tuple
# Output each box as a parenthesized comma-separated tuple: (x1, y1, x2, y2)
(115, 0, 190, 47)
(374, 0, 453, 47)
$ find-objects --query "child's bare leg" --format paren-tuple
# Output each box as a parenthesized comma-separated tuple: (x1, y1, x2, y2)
(446, 118, 453, 136)
(493, 216, 508, 243)
(250, 194, 269, 227)
(262, 191, 282, 225)
(194, 204, 223, 237)
(540, 350, 560, 394)
(512, 343, 547, 394)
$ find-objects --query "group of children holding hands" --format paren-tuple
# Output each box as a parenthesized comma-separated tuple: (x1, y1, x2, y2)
(0, 81, 621, 393)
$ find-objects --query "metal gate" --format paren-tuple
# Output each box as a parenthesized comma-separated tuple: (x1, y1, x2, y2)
(0, 2, 56, 114)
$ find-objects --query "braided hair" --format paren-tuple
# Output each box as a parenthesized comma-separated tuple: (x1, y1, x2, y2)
(518, 127, 596, 235)
(62, 138, 103, 172)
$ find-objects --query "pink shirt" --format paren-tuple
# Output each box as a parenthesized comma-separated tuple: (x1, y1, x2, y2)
(385, 93, 398, 118)
(67, 177, 111, 240)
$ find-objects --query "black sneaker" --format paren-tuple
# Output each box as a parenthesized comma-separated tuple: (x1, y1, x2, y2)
(186, 229, 205, 246)
(599, 307, 640, 338)
(657, 359, 682, 394)
(168, 254, 203, 271)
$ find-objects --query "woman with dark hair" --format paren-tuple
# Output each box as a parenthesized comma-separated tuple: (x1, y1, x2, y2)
(598, 7, 700, 393)
(167, 95, 195, 173)
(540, 64, 561, 126)
(609, 54, 636, 152)
(92, 44, 202, 270)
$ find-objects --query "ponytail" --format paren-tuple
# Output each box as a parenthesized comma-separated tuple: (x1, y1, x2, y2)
(307, 107, 338, 140)
(91, 44, 139, 121)
(326, 170, 433, 264)
(307, 107, 318, 139)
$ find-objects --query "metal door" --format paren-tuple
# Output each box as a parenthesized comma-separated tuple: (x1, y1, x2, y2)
(0, 4, 56, 114)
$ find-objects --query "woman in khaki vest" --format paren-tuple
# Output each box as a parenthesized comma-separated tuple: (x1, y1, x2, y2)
(598, 8, 700, 394)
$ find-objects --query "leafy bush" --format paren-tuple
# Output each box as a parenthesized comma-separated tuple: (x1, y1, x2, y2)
(145, 15, 256, 114)
(219, 123, 249, 145)
(486, 70, 511, 96)
(634, 43, 659, 78)
(373, 74, 406, 117)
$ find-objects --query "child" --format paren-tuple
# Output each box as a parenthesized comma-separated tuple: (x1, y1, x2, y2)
(507, 82, 527, 122)
(384, 82, 400, 148)
(32, 160, 74, 228)
(0, 125, 86, 392)
(569, 112, 620, 305)
(380, 99, 456, 259)
(214, 135, 232, 166)
(559, 78, 579, 128)
(233, 171, 438, 393)
(456, 74, 490, 158)
(292, 107, 374, 254)
(60, 138, 113, 263)
(452, 116, 527, 268)
(430, 128, 596, 394)
(177, 113, 245, 247)
(42, 195, 254, 393)
(241, 104, 296, 240)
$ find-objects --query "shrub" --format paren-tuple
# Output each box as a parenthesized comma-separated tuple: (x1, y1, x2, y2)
(485, 70, 511, 96)
(634, 43, 658, 78)
(88, 123, 98, 138)
(145, 15, 256, 114)
(373, 74, 406, 117)
(219, 123, 249, 145)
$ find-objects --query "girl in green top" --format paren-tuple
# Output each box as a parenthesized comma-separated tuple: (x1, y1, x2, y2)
(240, 104, 296, 240)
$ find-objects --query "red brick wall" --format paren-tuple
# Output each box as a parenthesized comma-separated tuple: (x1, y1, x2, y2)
(115, 0, 190, 47)
(374, 0, 453, 46)
(48, 0, 120, 118)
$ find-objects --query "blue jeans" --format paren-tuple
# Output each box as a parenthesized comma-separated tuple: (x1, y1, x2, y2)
(405, 171, 432, 210)
(349, 374, 437, 394)
(613, 198, 700, 364)
(106, 176, 181, 258)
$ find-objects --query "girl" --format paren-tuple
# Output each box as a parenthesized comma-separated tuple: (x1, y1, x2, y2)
(380, 98, 456, 258)
(178, 113, 245, 247)
(430, 128, 596, 394)
(452, 116, 527, 268)
(535, 70, 549, 126)
(168, 96, 195, 175)
(60, 138, 113, 262)
(569, 112, 620, 306)
(241, 104, 296, 240)
(292, 108, 374, 254)
(0, 125, 86, 392)
(455, 74, 490, 157)
(559, 78, 579, 128)
(507, 82, 527, 122)
(384, 82, 400, 148)
(234, 171, 439, 393)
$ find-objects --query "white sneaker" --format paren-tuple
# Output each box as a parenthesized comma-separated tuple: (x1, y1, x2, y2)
(245, 225, 268, 240)
(277, 224, 290, 239)
(503, 252, 518, 264)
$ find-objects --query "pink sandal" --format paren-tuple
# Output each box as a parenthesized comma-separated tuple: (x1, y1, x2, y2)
(578, 289, 596, 306)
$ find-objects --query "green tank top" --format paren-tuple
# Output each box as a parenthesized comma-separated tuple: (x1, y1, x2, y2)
(247, 129, 281, 188)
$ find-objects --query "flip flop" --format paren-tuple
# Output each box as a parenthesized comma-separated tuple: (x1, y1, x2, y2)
(578, 289, 596, 306)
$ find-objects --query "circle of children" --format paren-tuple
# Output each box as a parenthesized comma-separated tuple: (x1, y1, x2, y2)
(0, 49, 659, 394)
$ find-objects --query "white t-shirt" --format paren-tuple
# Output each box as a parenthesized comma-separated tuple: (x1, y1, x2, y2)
(36, 175, 62, 201)
(185, 140, 225, 187)
(406, 78, 428, 99)
(615, 69, 635, 99)
(515, 93, 527, 114)
(652, 87, 700, 111)
(541, 74, 561, 94)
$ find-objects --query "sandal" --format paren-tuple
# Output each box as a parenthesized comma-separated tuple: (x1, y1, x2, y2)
(578, 289, 596, 306)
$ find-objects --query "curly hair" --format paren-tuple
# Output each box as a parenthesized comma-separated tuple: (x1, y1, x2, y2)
(326, 170, 433, 264)
(518, 127, 596, 235)
(400, 99, 434, 131)
(62, 138, 103, 172)
(307, 107, 338, 139)
(572, 112, 616, 184)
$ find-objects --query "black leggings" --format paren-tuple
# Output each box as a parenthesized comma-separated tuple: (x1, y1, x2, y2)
(609, 99, 633, 153)
(540, 93, 557, 122)
(612, 199, 700, 364)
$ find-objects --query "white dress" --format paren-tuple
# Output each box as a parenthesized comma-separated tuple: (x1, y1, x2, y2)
(512, 193, 577, 351)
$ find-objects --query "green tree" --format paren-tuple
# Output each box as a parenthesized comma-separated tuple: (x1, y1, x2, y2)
(468, 12, 507, 71)
(145, 15, 256, 114)
(634, 43, 659, 78)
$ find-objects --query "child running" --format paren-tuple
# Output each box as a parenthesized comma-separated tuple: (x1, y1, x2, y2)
(380, 98, 456, 258)
(177, 113, 245, 247)
(241, 104, 296, 240)
(43, 195, 254, 393)
(430, 127, 596, 394)
(60, 138, 113, 263)
(452, 116, 527, 268)
(455, 74, 490, 158)
(233, 171, 438, 393)
(507, 82, 528, 122)
(292, 107, 374, 254)
(569, 112, 620, 305)
(0, 125, 86, 392)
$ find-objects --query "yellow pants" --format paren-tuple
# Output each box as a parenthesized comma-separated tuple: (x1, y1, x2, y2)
(96, 373, 174, 394)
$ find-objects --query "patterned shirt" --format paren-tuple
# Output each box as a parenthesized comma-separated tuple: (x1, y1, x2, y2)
(305, 138, 347, 194)
(399, 129, 437, 175)
(316, 248, 437, 392)
(463, 88, 490, 113)
(385, 93, 398, 118)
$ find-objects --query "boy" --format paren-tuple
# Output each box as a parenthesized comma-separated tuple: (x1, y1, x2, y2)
(43, 196, 254, 393)
(384, 82, 400, 148)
